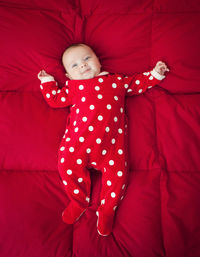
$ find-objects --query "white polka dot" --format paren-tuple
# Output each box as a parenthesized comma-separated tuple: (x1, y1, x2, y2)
(101, 199, 105, 205)
(88, 126, 94, 131)
(113, 206, 117, 211)
(118, 128, 123, 134)
(66, 137, 71, 142)
(40, 85, 43, 90)
(96, 211, 99, 217)
(96, 138, 101, 144)
(76, 108, 80, 114)
(57, 89, 61, 93)
(148, 86, 152, 89)
(65, 129, 68, 134)
(120, 107, 123, 113)
(121, 196, 124, 200)
(97, 94, 103, 99)
(67, 169, 72, 175)
(112, 83, 117, 88)
(74, 189, 79, 194)
(122, 184, 125, 190)
(77, 159, 82, 165)
(74, 127, 79, 132)
(69, 147, 74, 152)
(105, 127, 110, 132)
(46, 93, 50, 98)
(98, 78, 103, 83)
(60, 146, 65, 151)
(111, 192, 116, 198)
(127, 89, 132, 93)
(91, 162, 97, 166)
(135, 80, 140, 85)
(114, 96, 118, 101)
(98, 115, 103, 121)
(89, 105, 95, 110)
(138, 89, 143, 93)
(66, 89, 69, 94)
(86, 148, 91, 153)
(117, 171, 123, 177)
(73, 121, 77, 126)
(61, 97, 66, 102)
(79, 85, 84, 90)
(111, 138, 115, 144)
(82, 117, 87, 122)
(109, 160, 114, 166)
(95, 86, 100, 91)
(107, 180, 112, 186)
(117, 77, 122, 80)
(63, 180, 67, 185)
(52, 90, 56, 95)
(60, 158, 65, 163)
(81, 97, 86, 102)
(78, 178, 83, 183)
(102, 150, 107, 155)
(149, 76, 153, 80)
(79, 137, 84, 142)
(86, 197, 90, 202)
(124, 84, 128, 89)
(107, 104, 112, 110)
(118, 149, 123, 155)
(114, 117, 118, 122)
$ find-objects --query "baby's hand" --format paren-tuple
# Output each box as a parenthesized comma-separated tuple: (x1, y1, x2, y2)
(37, 70, 54, 81)
(154, 61, 169, 76)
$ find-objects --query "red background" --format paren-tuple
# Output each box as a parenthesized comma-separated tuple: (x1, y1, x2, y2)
(0, 0, 200, 256)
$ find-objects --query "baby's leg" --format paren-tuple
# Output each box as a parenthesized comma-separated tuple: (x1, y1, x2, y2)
(58, 155, 91, 224)
(96, 161, 128, 236)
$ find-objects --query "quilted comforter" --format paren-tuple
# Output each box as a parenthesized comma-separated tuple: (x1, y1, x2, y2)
(0, 0, 200, 256)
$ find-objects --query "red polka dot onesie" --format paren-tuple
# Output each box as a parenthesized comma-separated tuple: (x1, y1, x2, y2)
(40, 69, 165, 236)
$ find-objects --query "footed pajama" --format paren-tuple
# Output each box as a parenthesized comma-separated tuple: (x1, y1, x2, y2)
(40, 70, 164, 235)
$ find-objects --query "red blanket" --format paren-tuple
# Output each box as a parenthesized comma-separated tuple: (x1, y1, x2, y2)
(0, 0, 200, 256)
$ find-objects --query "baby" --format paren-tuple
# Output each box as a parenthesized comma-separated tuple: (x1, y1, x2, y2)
(38, 43, 169, 236)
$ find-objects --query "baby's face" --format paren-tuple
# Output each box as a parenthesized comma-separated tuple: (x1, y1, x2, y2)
(62, 45, 101, 80)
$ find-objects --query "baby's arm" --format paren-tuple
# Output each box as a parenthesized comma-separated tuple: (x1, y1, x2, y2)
(38, 70, 72, 108)
(125, 61, 169, 96)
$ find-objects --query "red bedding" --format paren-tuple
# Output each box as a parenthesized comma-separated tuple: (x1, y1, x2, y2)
(0, 0, 200, 256)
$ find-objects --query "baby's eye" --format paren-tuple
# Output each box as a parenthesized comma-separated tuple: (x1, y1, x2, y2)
(84, 56, 91, 61)
(72, 63, 77, 68)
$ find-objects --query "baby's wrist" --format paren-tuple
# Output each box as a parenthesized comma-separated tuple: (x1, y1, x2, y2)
(150, 68, 165, 80)
(40, 76, 55, 83)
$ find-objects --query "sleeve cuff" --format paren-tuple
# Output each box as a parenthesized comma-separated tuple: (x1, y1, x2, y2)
(40, 76, 55, 83)
(150, 69, 165, 80)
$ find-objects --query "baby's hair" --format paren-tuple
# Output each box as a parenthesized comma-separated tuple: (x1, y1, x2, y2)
(62, 43, 87, 64)
(62, 43, 93, 66)
(66, 43, 85, 50)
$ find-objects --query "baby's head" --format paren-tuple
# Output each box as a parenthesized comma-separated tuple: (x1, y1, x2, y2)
(62, 43, 101, 80)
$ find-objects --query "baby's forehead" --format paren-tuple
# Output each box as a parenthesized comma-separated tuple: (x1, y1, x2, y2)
(63, 45, 93, 64)
(67, 45, 92, 56)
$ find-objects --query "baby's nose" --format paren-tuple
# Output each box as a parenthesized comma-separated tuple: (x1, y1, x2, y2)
(81, 62, 87, 68)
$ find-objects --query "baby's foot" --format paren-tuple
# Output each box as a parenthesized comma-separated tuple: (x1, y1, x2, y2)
(96, 211, 113, 236)
(62, 203, 86, 224)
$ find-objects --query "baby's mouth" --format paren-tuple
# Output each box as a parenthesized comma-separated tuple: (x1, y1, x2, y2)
(82, 68, 91, 74)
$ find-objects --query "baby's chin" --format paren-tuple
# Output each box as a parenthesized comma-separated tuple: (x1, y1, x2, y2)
(78, 71, 99, 80)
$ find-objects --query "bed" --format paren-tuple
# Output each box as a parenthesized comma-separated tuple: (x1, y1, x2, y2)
(0, 0, 200, 256)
